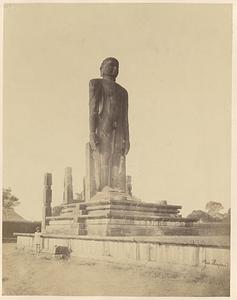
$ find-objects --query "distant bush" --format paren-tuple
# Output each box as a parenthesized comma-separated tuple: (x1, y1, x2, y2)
(187, 210, 221, 223)
(187, 201, 230, 224)
(205, 201, 224, 217)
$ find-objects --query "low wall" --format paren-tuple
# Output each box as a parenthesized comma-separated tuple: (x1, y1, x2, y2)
(15, 233, 230, 270)
(3, 221, 41, 242)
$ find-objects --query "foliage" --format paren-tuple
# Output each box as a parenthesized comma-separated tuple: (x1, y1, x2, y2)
(205, 201, 224, 215)
(186, 210, 218, 223)
(187, 201, 229, 223)
(2, 188, 20, 208)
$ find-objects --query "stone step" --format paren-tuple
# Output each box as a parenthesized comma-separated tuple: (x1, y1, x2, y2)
(85, 204, 179, 214)
(60, 203, 77, 208)
(85, 218, 187, 226)
(60, 212, 74, 217)
(87, 205, 179, 217)
(87, 209, 177, 218)
(61, 207, 74, 213)
(78, 213, 195, 222)
(46, 215, 74, 221)
(81, 199, 182, 210)
(49, 219, 74, 225)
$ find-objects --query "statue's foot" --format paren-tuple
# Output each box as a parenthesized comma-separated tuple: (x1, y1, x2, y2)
(101, 186, 122, 193)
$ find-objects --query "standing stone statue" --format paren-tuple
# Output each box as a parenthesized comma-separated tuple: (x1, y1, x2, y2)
(89, 57, 130, 192)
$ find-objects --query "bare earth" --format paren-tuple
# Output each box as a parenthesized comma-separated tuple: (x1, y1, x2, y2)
(2, 243, 229, 296)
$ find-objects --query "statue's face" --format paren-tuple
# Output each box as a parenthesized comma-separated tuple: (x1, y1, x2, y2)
(101, 60, 119, 79)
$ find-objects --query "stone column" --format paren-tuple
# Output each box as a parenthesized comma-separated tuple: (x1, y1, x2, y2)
(63, 167, 73, 204)
(42, 173, 52, 233)
(83, 176, 86, 201)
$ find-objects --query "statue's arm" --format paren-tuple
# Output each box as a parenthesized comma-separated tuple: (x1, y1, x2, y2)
(89, 79, 100, 149)
(124, 91, 130, 155)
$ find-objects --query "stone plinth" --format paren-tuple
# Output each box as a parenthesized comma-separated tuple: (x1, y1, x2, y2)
(45, 188, 197, 236)
(76, 189, 197, 236)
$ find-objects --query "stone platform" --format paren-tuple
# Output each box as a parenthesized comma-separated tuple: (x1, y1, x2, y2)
(45, 191, 198, 236)
(79, 197, 198, 236)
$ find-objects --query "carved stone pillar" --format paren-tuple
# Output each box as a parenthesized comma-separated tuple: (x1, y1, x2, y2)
(42, 173, 52, 233)
(63, 167, 73, 204)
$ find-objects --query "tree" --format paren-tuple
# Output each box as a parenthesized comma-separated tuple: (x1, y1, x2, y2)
(2, 188, 20, 208)
(187, 202, 226, 223)
(187, 210, 216, 223)
(205, 201, 224, 216)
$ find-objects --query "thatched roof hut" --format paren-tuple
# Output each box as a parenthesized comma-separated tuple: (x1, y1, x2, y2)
(2, 208, 41, 242)
(3, 208, 27, 222)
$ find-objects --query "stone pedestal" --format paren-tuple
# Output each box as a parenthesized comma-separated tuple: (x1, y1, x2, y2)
(77, 189, 198, 236)
(45, 184, 197, 236)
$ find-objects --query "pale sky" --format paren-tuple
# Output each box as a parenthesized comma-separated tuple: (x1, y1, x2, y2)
(3, 3, 232, 221)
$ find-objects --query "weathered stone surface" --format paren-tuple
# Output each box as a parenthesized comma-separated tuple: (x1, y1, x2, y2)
(85, 220, 199, 236)
(89, 186, 128, 202)
(74, 194, 197, 236)
(88, 57, 129, 195)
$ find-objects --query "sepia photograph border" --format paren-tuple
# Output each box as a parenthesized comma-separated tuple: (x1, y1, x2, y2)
(0, 0, 236, 299)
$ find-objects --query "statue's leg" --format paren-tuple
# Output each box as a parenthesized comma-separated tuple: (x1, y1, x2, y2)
(111, 150, 126, 191)
(99, 134, 112, 190)
(92, 149, 101, 191)
(100, 150, 111, 190)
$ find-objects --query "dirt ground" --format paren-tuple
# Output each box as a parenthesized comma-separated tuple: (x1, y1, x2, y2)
(2, 243, 229, 296)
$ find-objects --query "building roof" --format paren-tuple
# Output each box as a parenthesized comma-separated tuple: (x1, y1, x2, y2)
(2, 208, 27, 222)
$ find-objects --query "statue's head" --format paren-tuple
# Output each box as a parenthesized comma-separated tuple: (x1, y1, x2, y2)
(100, 57, 119, 80)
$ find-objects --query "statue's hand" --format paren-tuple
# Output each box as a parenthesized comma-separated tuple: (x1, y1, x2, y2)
(90, 133, 99, 151)
(123, 140, 130, 155)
